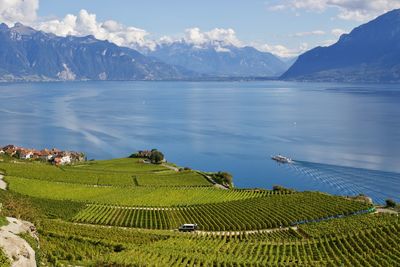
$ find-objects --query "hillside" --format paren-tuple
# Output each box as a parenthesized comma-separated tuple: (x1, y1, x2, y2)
(0, 23, 193, 81)
(282, 9, 400, 82)
(0, 153, 398, 266)
(147, 42, 289, 77)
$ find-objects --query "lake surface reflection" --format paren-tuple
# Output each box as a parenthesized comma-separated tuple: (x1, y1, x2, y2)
(0, 81, 399, 203)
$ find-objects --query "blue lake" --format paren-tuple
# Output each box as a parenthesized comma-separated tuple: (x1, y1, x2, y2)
(0, 81, 399, 203)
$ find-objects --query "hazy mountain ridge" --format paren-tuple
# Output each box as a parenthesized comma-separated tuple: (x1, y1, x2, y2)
(282, 9, 400, 82)
(0, 23, 193, 81)
(146, 41, 289, 77)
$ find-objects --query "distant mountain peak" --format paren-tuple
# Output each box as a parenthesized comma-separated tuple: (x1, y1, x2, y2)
(281, 9, 400, 82)
(0, 23, 194, 81)
(147, 40, 290, 77)
(11, 22, 37, 36)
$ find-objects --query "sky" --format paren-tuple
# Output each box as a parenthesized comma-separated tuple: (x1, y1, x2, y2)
(1, 0, 400, 57)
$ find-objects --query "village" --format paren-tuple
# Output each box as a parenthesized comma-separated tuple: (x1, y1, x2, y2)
(0, 145, 86, 165)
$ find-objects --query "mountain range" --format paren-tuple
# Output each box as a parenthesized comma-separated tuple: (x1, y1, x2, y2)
(0, 23, 288, 81)
(282, 9, 400, 82)
(146, 42, 289, 77)
(0, 23, 192, 81)
(2, 9, 400, 83)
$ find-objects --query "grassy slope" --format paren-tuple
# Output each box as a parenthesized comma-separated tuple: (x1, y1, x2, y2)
(39, 214, 400, 266)
(0, 217, 7, 227)
(73, 192, 371, 230)
(0, 158, 210, 187)
(7, 176, 267, 206)
(0, 156, 398, 266)
(0, 250, 9, 267)
(0, 217, 10, 267)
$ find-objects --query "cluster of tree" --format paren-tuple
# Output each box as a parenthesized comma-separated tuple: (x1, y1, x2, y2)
(385, 199, 397, 208)
(129, 149, 165, 164)
(210, 172, 233, 188)
(272, 185, 296, 193)
(179, 167, 191, 172)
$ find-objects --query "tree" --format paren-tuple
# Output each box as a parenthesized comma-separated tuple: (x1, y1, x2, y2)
(211, 171, 233, 188)
(385, 199, 396, 208)
(150, 150, 164, 164)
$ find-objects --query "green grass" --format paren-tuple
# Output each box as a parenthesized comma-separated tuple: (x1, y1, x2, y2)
(0, 158, 211, 187)
(0, 217, 8, 227)
(6, 176, 269, 206)
(135, 170, 210, 186)
(71, 158, 167, 172)
(0, 249, 10, 267)
(19, 232, 41, 266)
(0, 161, 134, 186)
(0, 190, 85, 221)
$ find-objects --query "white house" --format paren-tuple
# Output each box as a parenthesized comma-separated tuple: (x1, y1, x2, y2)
(60, 155, 72, 165)
(20, 151, 34, 160)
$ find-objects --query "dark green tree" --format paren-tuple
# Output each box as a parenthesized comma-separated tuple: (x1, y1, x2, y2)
(150, 150, 164, 164)
(385, 199, 396, 208)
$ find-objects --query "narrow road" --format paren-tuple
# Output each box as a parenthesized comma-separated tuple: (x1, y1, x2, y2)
(161, 163, 179, 172)
(0, 174, 6, 190)
(194, 226, 298, 237)
(0, 217, 37, 267)
(375, 208, 399, 215)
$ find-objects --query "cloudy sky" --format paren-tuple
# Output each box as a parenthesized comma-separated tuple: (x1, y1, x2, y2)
(1, 0, 400, 57)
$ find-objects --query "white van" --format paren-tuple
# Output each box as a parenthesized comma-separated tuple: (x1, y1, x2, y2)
(178, 224, 198, 232)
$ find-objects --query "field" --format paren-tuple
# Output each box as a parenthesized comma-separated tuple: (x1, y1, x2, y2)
(0, 156, 398, 266)
(6, 176, 271, 206)
(0, 158, 210, 187)
(72, 193, 371, 230)
(39, 214, 400, 266)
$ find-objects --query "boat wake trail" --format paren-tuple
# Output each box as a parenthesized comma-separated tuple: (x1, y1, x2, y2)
(286, 160, 400, 204)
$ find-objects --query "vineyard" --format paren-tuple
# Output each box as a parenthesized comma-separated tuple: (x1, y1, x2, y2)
(0, 157, 399, 266)
(6, 176, 272, 206)
(0, 158, 210, 187)
(39, 214, 400, 266)
(73, 192, 372, 230)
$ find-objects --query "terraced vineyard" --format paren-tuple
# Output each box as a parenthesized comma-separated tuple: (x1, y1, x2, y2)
(0, 156, 399, 266)
(6, 176, 271, 206)
(73, 192, 372, 230)
(0, 158, 210, 187)
(40, 214, 400, 266)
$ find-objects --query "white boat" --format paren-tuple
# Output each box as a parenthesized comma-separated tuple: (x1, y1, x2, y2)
(271, 155, 293, 164)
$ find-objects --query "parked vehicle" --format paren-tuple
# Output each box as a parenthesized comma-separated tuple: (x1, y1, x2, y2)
(179, 224, 198, 232)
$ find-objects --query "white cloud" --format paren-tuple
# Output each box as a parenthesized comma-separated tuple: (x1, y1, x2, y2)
(183, 27, 242, 47)
(35, 10, 156, 50)
(321, 39, 338, 46)
(0, 0, 39, 24)
(2, 2, 242, 53)
(0, 0, 313, 58)
(268, 0, 400, 21)
(331, 28, 348, 37)
(257, 42, 309, 58)
(291, 30, 326, 37)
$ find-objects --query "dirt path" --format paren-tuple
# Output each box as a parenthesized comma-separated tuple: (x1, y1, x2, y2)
(161, 163, 179, 172)
(0, 217, 37, 267)
(194, 226, 298, 237)
(375, 208, 399, 214)
(0, 174, 6, 190)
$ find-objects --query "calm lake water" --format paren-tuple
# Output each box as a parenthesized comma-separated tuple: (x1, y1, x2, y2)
(1, 81, 399, 203)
